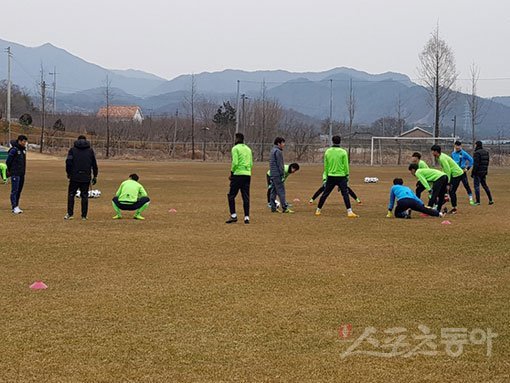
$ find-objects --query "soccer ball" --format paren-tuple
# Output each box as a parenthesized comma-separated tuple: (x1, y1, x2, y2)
(364, 177, 379, 183)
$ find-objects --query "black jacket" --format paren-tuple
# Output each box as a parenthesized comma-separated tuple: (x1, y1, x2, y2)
(6, 140, 27, 176)
(472, 147, 490, 177)
(66, 139, 98, 183)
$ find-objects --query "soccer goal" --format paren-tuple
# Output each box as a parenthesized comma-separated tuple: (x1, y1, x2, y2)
(370, 136, 459, 166)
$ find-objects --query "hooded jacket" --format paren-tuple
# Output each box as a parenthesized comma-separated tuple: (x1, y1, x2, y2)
(472, 144, 490, 177)
(66, 139, 98, 183)
(6, 140, 27, 177)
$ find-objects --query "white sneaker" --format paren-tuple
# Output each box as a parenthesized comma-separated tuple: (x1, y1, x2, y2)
(12, 207, 22, 214)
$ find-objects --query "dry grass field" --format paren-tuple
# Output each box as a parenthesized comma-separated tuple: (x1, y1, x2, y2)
(0, 156, 509, 382)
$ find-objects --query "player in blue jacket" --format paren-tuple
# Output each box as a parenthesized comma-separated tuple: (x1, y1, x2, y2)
(451, 141, 475, 205)
(387, 178, 444, 219)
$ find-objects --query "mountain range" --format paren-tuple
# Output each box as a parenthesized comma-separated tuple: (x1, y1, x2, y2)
(1, 38, 509, 137)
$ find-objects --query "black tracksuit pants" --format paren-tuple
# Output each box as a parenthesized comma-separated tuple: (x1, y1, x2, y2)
(395, 198, 440, 218)
(228, 175, 250, 217)
(68, 180, 90, 218)
(312, 184, 357, 201)
(449, 175, 463, 208)
(428, 175, 448, 211)
(317, 176, 351, 210)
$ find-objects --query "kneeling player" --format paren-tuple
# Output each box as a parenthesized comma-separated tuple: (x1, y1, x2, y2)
(387, 178, 444, 218)
(112, 173, 150, 220)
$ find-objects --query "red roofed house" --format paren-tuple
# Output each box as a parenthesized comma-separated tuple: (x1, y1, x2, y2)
(97, 106, 144, 123)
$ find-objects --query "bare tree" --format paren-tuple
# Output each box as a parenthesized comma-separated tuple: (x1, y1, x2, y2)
(346, 78, 356, 159)
(418, 26, 458, 138)
(467, 63, 485, 148)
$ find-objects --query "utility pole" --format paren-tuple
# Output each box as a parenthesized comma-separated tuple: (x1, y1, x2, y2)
(49, 66, 58, 114)
(6, 47, 12, 143)
(241, 94, 248, 132)
(235, 80, 240, 134)
(452, 115, 457, 138)
(39, 72, 46, 153)
(172, 109, 178, 158)
(260, 79, 266, 161)
(329, 79, 333, 141)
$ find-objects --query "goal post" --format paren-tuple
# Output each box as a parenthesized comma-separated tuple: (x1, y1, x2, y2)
(370, 136, 459, 166)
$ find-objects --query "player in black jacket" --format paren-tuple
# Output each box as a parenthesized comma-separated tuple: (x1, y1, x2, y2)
(471, 141, 493, 205)
(65, 135, 99, 220)
(6, 135, 27, 214)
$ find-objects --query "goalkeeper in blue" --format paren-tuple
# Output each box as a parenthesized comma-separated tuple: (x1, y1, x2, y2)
(386, 178, 444, 219)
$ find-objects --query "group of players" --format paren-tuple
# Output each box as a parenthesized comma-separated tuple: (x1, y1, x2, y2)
(226, 133, 494, 223)
(1, 133, 494, 223)
(1, 134, 151, 220)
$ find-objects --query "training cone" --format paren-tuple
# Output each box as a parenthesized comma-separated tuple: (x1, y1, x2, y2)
(168, 208, 177, 213)
(293, 198, 300, 203)
(29, 281, 48, 290)
(441, 220, 452, 225)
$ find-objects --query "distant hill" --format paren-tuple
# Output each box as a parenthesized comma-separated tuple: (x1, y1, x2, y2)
(148, 67, 414, 96)
(493, 96, 510, 107)
(0, 39, 166, 97)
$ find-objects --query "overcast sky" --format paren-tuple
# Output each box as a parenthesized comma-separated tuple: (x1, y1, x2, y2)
(1, 0, 509, 96)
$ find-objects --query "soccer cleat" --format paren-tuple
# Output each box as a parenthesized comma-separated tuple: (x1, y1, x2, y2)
(315, 208, 321, 216)
(282, 208, 294, 214)
(308, 199, 314, 205)
(356, 199, 363, 205)
(12, 207, 22, 214)
(112, 215, 122, 220)
(133, 214, 145, 220)
(450, 208, 457, 215)
(244, 218, 250, 224)
(473, 202, 480, 206)
(489, 201, 494, 205)
(347, 211, 359, 218)
(81, 217, 88, 221)
(64, 214, 74, 220)
(442, 207, 448, 214)
(226, 217, 238, 224)
(439, 212, 446, 218)
(267, 203, 271, 209)
(469, 200, 477, 206)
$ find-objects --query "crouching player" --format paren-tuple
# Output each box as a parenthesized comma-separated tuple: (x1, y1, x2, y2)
(112, 174, 150, 220)
(266, 163, 300, 208)
(0, 162, 7, 184)
(387, 178, 444, 218)
(408, 163, 448, 212)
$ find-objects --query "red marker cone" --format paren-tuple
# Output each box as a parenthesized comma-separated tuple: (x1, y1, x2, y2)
(441, 220, 452, 225)
(30, 281, 48, 290)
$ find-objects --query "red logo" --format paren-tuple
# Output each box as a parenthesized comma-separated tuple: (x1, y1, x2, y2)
(339, 323, 353, 338)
